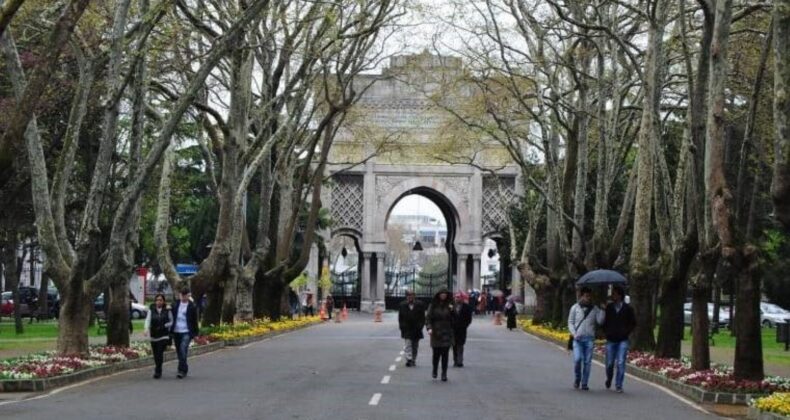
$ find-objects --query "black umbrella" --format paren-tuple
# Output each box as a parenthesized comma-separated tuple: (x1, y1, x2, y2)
(576, 269, 627, 286)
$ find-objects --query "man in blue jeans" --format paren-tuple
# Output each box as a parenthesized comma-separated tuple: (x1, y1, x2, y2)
(171, 288, 199, 379)
(568, 287, 605, 390)
(602, 286, 636, 392)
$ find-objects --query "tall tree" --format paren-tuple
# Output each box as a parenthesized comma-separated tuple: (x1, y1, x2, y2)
(774, 0, 790, 229)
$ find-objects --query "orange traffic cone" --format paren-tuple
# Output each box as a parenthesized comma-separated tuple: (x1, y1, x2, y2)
(374, 306, 383, 322)
(494, 311, 503, 325)
(319, 303, 328, 321)
(342, 304, 349, 320)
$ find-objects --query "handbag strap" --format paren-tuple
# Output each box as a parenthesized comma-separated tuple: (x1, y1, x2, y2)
(573, 306, 593, 334)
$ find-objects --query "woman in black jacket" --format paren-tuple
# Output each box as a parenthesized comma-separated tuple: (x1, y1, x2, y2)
(144, 293, 172, 379)
(426, 289, 454, 382)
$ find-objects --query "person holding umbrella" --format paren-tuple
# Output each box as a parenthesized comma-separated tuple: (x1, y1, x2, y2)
(602, 285, 636, 392)
(568, 286, 605, 390)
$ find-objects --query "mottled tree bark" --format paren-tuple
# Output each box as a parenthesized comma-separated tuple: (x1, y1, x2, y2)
(629, 0, 669, 351)
(773, 0, 790, 229)
(0, 0, 25, 39)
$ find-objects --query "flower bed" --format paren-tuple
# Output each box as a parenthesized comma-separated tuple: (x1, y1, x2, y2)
(520, 318, 790, 396)
(751, 393, 790, 417)
(0, 343, 151, 380)
(203, 316, 320, 342)
(0, 317, 320, 391)
(518, 318, 568, 343)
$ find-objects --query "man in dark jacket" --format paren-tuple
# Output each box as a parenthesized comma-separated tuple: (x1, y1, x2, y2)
(171, 287, 199, 379)
(602, 285, 636, 392)
(398, 291, 425, 367)
(452, 292, 473, 367)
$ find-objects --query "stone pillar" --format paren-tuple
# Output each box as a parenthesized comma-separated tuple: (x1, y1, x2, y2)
(361, 252, 372, 303)
(457, 254, 468, 291)
(376, 254, 386, 303)
(472, 255, 481, 291)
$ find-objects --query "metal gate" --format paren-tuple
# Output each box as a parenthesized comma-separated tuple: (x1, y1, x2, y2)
(384, 269, 450, 309)
(330, 270, 361, 310)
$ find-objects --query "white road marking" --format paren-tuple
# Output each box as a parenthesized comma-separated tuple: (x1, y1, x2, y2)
(381, 375, 391, 384)
(399, 350, 404, 355)
(369, 393, 382, 406)
(388, 364, 396, 371)
(395, 357, 402, 362)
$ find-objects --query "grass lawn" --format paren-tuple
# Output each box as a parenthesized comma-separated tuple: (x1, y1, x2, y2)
(0, 319, 146, 339)
(680, 326, 790, 375)
(0, 320, 147, 359)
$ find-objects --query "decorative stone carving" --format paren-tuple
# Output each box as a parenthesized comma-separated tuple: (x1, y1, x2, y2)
(482, 176, 516, 235)
(331, 175, 364, 231)
(374, 175, 470, 206)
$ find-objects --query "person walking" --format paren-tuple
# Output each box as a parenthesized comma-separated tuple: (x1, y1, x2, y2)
(568, 286, 605, 390)
(477, 291, 487, 315)
(398, 290, 425, 367)
(452, 291, 473, 367)
(304, 291, 315, 317)
(504, 296, 518, 330)
(289, 289, 300, 319)
(143, 293, 172, 379)
(426, 289, 454, 382)
(325, 294, 334, 320)
(602, 285, 636, 393)
(171, 287, 199, 379)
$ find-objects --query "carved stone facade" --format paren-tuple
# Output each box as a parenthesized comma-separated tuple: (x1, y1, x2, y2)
(321, 53, 533, 311)
(330, 175, 364, 233)
(482, 176, 517, 235)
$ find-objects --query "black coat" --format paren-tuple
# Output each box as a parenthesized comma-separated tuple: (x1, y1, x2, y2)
(505, 304, 518, 329)
(426, 300, 454, 348)
(171, 300, 199, 338)
(603, 302, 636, 342)
(452, 302, 473, 346)
(148, 305, 172, 339)
(398, 300, 426, 340)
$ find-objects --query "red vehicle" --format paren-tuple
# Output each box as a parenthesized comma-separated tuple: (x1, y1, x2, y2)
(1, 291, 15, 316)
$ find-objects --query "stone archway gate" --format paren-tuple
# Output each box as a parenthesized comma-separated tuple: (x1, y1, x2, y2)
(320, 53, 531, 312)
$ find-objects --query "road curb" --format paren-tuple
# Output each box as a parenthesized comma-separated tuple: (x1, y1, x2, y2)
(521, 328, 767, 406)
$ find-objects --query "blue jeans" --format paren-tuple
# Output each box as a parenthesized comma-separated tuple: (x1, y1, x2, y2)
(573, 336, 594, 386)
(173, 333, 191, 374)
(605, 340, 629, 389)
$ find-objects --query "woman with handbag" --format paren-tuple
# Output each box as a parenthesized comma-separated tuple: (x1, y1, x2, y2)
(143, 293, 173, 379)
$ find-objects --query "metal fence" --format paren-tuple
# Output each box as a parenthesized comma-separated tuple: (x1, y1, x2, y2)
(330, 270, 360, 310)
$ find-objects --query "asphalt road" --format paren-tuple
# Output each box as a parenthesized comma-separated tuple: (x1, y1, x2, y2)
(0, 313, 719, 420)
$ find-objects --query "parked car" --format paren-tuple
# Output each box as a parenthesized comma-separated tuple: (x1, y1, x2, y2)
(1, 292, 13, 316)
(94, 293, 149, 319)
(0, 287, 59, 318)
(683, 302, 731, 327)
(760, 302, 790, 328)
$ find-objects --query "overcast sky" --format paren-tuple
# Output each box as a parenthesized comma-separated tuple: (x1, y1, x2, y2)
(390, 195, 447, 225)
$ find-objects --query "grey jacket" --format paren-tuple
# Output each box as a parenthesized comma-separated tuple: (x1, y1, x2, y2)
(568, 303, 605, 339)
